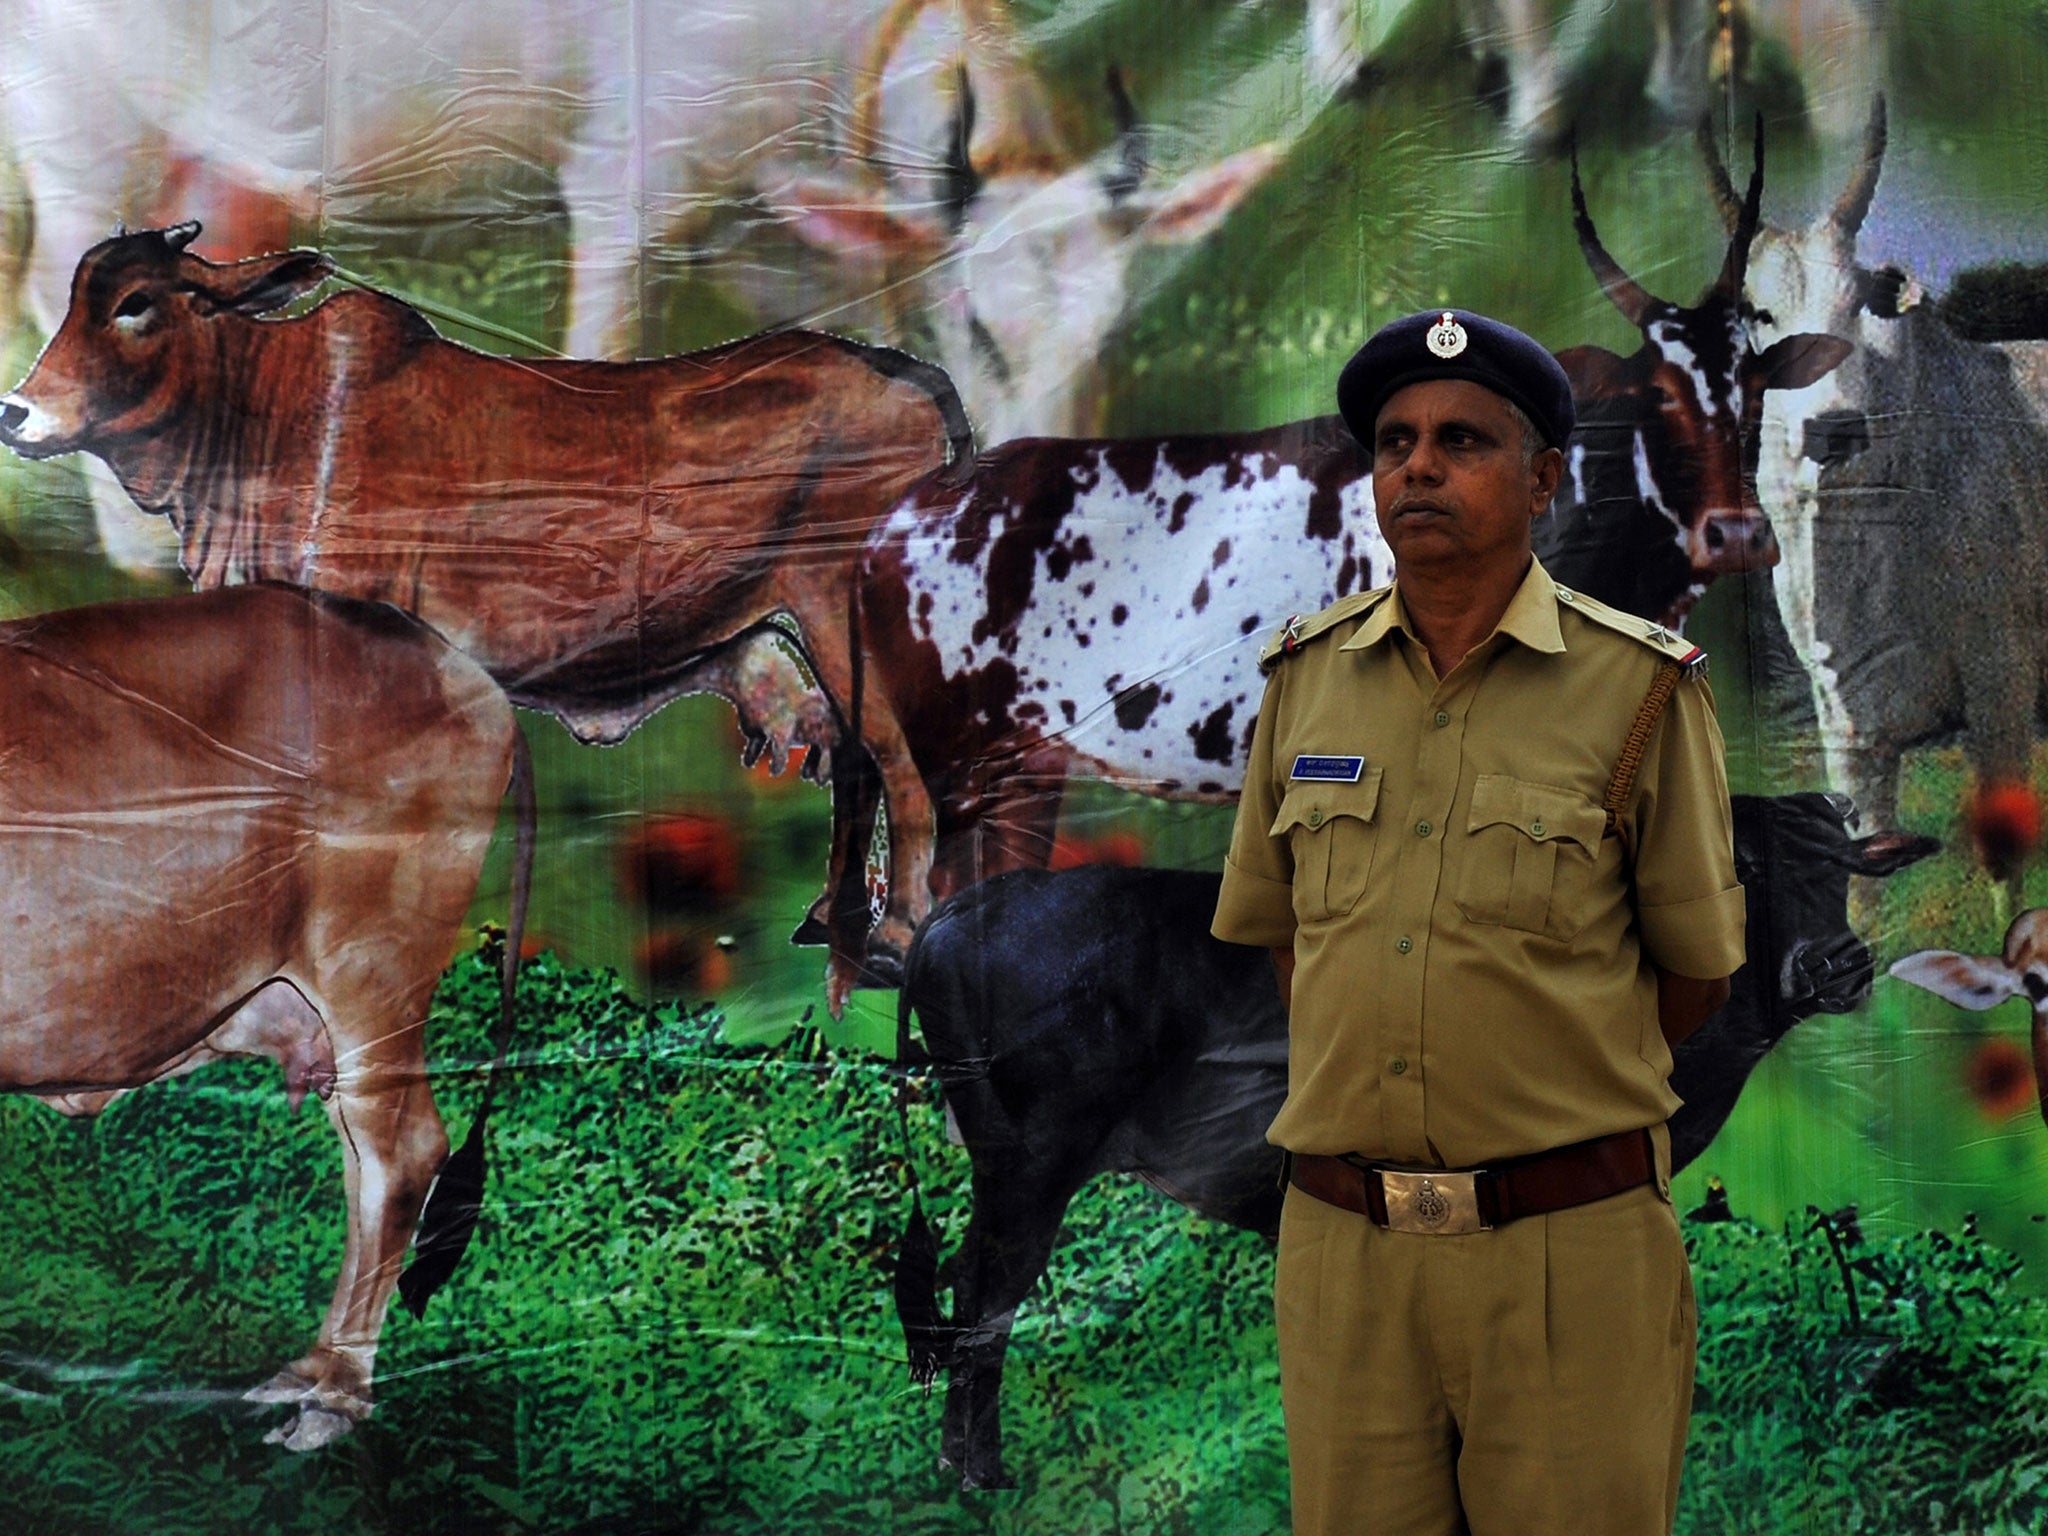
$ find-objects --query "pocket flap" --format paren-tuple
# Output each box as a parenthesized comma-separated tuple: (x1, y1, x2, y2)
(1466, 774, 1605, 849)
(1272, 767, 1384, 836)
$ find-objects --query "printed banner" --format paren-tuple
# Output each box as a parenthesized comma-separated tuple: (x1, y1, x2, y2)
(3, 1, 2048, 1531)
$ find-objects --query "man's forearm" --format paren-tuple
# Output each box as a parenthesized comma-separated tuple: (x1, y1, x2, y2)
(1658, 970, 1731, 1048)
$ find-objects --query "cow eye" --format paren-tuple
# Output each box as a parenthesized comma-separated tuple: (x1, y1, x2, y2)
(112, 292, 153, 322)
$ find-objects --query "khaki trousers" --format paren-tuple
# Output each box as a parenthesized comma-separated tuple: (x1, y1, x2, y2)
(1275, 1180, 1695, 1536)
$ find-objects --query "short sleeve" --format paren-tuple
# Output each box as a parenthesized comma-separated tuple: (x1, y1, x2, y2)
(1630, 672, 1746, 979)
(1212, 671, 1298, 948)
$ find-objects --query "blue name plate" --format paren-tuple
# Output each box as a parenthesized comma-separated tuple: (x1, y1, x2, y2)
(1290, 754, 1364, 782)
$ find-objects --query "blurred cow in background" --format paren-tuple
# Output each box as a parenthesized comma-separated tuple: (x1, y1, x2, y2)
(2, 0, 1283, 567)
(1310, 0, 1887, 151)
(1707, 97, 2048, 863)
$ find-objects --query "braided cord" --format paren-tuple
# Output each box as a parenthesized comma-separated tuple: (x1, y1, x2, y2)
(1603, 659, 1682, 849)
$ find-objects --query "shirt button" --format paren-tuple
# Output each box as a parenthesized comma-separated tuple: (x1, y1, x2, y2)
(1308, 808, 1324, 828)
(1433, 710, 1450, 727)
(1414, 820, 1431, 837)
(1396, 936, 1412, 954)
(1557, 587, 1576, 604)
(1530, 820, 1546, 837)
(1390, 1056, 1408, 1075)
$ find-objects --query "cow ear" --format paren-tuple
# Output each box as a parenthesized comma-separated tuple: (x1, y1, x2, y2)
(1757, 332, 1853, 391)
(1554, 344, 1633, 401)
(187, 249, 335, 317)
(1889, 949, 2022, 1010)
(1137, 142, 1283, 245)
(780, 177, 948, 260)
(1848, 829, 1941, 875)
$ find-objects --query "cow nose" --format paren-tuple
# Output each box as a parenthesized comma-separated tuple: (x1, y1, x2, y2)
(1698, 510, 1780, 573)
(1781, 935, 1875, 1015)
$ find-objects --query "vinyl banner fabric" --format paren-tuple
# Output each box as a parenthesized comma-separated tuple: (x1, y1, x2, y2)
(3, 2, 2048, 1532)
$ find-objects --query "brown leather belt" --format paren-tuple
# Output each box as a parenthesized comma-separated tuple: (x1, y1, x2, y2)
(1287, 1128, 1655, 1235)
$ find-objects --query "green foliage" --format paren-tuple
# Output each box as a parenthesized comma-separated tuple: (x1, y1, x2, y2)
(1682, 1208, 2048, 1534)
(0, 948, 1285, 1535)
(10, 950, 2048, 1533)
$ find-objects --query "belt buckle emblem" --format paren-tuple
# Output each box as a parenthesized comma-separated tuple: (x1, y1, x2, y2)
(1381, 1169, 1487, 1234)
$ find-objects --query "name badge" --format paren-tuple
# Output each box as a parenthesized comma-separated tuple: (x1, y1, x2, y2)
(1290, 754, 1364, 782)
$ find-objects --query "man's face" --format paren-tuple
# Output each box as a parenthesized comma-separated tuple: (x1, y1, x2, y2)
(1370, 378, 1563, 574)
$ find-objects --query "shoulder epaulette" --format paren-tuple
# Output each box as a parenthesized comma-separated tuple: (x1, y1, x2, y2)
(1551, 583, 1709, 679)
(1257, 587, 1392, 673)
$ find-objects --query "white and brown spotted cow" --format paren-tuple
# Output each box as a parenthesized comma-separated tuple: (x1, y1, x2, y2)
(0, 583, 531, 1453)
(848, 415, 1381, 974)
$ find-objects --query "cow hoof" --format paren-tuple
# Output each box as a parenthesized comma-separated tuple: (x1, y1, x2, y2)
(960, 1468, 1016, 1492)
(857, 946, 905, 990)
(243, 1367, 316, 1405)
(264, 1405, 357, 1452)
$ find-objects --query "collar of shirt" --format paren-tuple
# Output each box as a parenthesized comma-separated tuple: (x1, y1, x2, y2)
(1338, 558, 1568, 660)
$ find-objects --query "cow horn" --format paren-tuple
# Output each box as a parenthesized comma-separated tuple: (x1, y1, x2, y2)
(1713, 114, 1765, 301)
(1828, 93, 1887, 240)
(1569, 132, 1655, 327)
(1102, 64, 1146, 205)
(1696, 115, 1745, 234)
(163, 220, 203, 252)
(851, 0, 940, 173)
(941, 65, 982, 230)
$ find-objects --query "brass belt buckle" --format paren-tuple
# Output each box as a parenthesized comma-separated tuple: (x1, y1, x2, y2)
(1380, 1169, 1489, 1234)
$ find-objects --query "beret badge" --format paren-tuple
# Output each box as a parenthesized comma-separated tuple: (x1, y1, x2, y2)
(1425, 311, 1468, 359)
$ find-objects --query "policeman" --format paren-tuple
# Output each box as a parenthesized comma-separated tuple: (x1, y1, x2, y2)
(1211, 309, 1745, 1536)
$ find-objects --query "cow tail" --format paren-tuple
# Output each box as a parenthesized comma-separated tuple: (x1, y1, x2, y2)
(893, 948, 948, 1387)
(398, 725, 536, 1320)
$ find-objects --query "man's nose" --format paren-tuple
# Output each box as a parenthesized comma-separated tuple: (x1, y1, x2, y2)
(1404, 434, 1446, 480)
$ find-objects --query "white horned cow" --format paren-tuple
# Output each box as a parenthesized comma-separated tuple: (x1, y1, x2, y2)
(1310, 0, 1887, 150)
(2, 0, 1280, 567)
(835, 124, 1847, 978)
(1706, 97, 2048, 851)
(0, 582, 532, 1452)
(0, 220, 966, 816)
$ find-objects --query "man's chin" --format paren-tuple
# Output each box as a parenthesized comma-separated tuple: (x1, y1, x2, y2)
(1384, 520, 1461, 559)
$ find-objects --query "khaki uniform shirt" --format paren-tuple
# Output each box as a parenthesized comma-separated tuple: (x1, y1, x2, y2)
(1212, 559, 1745, 1170)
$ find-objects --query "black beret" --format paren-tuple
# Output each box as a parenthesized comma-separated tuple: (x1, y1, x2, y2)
(1336, 309, 1576, 451)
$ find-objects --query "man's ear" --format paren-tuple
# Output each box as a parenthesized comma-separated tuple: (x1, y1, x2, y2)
(1529, 444, 1566, 513)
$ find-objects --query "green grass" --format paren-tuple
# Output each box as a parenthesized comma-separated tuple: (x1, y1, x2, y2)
(0, 950, 1290, 1535)
(6, 951, 2048, 1534)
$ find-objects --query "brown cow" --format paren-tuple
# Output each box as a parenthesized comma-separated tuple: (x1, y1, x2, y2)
(0, 223, 967, 748)
(0, 583, 530, 1453)
(0, 221, 968, 1003)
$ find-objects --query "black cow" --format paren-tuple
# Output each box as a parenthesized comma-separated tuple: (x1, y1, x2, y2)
(893, 791, 1937, 1488)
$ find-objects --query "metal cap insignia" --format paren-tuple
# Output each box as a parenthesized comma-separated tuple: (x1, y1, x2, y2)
(1425, 311, 1467, 359)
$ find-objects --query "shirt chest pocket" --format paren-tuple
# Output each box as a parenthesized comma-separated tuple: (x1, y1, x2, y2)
(1271, 768, 1385, 924)
(1454, 774, 1609, 941)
